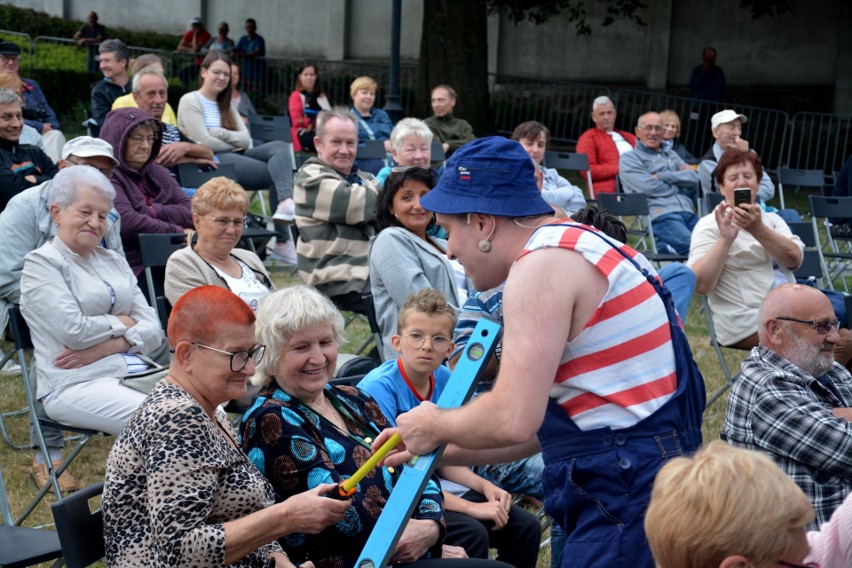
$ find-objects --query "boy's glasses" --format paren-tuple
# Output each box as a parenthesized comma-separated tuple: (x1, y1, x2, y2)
(404, 332, 451, 351)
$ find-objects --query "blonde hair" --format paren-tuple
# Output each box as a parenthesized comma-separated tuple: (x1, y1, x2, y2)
(645, 441, 814, 568)
(0, 72, 22, 95)
(350, 75, 377, 98)
(397, 288, 456, 335)
(191, 176, 249, 217)
(659, 109, 682, 138)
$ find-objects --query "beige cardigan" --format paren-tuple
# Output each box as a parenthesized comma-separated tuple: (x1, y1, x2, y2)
(164, 245, 272, 306)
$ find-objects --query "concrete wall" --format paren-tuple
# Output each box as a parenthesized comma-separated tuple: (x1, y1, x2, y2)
(5, 0, 846, 111)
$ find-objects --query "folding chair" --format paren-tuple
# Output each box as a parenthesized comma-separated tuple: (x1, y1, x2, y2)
(247, 113, 298, 215)
(361, 284, 385, 364)
(331, 355, 379, 387)
(356, 140, 389, 162)
(597, 193, 687, 263)
(788, 222, 826, 288)
(701, 296, 746, 408)
(777, 167, 826, 210)
(51, 482, 105, 568)
(176, 162, 238, 189)
(7, 307, 106, 525)
(0, 343, 29, 450)
(701, 191, 725, 216)
(809, 195, 852, 292)
(138, 233, 186, 330)
(0, 461, 63, 568)
(430, 141, 446, 165)
(545, 151, 594, 199)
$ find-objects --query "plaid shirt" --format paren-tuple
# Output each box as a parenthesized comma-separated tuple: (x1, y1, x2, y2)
(722, 344, 852, 528)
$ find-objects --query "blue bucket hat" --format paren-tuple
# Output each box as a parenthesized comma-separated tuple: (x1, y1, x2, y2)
(420, 136, 554, 218)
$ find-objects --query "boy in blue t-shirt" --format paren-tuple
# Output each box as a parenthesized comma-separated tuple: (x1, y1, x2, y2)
(359, 288, 541, 567)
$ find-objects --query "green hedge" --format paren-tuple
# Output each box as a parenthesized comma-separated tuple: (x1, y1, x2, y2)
(0, 4, 180, 51)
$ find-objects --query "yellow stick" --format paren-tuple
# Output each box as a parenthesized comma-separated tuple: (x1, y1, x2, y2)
(340, 433, 402, 493)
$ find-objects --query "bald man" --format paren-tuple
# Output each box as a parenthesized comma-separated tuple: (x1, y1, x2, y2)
(723, 283, 852, 529)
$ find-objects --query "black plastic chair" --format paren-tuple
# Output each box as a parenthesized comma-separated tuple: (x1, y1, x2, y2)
(138, 233, 186, 330)
(176, 161, 238, 188)
(51, 482, 105, 568)
(777, 167, 827, 210)
(430, 141, 446, 164)
(356, 139, 388, 161)
(597, 192, 687, 263)
(545, 151, 594, 198)
(810, 195, 852, 292)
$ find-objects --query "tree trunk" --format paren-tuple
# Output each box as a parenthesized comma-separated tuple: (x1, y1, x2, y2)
(418, 0, 494, 136)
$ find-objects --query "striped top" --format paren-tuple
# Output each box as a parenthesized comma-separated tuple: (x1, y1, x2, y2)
(517, 221, 676, 430)
(196, 92, 222, 130)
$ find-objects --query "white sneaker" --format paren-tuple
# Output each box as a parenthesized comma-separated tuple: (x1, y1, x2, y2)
(270, 240, 298, 265)
(1, 359, 21, 374)
(273, 198, 296, 221)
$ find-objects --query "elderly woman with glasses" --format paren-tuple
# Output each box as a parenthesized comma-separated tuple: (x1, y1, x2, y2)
(104, 286, 349, 567)
(165, 176, 273, 311)
(100, 107, 193, 277)
(369, 166, 468, 361)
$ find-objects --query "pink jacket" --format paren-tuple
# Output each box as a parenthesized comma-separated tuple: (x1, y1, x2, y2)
(575, 127, 636, 194)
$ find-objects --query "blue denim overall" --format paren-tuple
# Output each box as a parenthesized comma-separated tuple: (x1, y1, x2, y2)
(539, 230, 706, 567)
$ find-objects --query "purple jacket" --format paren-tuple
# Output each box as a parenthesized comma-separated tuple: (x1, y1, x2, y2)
(100, 108, 193, 276)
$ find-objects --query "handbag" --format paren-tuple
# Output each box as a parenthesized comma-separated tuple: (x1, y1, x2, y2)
(119, 366, 169, 394)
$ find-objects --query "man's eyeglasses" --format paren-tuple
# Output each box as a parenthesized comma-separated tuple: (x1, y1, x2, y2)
(194, 343, 265, 372)
(637, 124, 664, 133)
(404, 332, 451, 351)
(207, 216, 246, 229)
(775, 317, 840, 335)
(66, 158, 114, 179)
(0, 54, 19, 63)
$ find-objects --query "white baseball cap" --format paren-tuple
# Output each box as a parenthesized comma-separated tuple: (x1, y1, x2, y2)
(61, 136, 119, 166)
(711, 109, 748, 130)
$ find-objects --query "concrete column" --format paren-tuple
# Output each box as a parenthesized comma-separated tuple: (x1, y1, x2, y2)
(646, 0, 673, 89)
(326, 0, 349, 61)
(835, 2, 852, 115)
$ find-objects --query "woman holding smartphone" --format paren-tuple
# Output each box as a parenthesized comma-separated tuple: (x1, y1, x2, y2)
(686, 150, 845, 354)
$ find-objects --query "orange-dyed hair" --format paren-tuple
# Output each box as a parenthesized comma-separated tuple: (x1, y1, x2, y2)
(168, 285, 255, 347)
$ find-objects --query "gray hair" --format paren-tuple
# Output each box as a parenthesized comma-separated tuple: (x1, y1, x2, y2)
(592, 95, 614, 111)
(390, 117, 433, 151)
(132, 67, 167, 94)
(251, 285, 345, 387)
(0, 87, 21, 106)
(48, 165, 116, 210)
(99, 39, 129, 63)
(316, 106, 357, 140)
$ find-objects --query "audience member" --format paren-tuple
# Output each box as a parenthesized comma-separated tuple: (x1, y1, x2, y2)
(0, 88, 58, 210)
(20, 165, 164, 436)
(377, 137, 705, 567)
(0, 71, 45, 150)
(722, 283, 852, 529)
(73, 11, 105, 74)
(241, 285, 501, 566)
(111, 54, 178, 125)
(293, 107, 380, 310)
(177, 51, 296, 263)
(288, 60, 331, 153)
(690, 46, 726, 102)
(575, 95, 636, 195)
(229, 62, 255, 125)
(129, 67, 215, 175)
(233, 18, 266, 93)
(698, 109, 775, 203)
(176, 17, 211, 87)
(359, 289, 542, 567)
(91, 39, 131, 136)
(0, 136, 121, 492)
(100, 107, 193, 277)
(369, 167, 466, 360)
(659, 109, 698, 165)
(512, 120, 586, 214)
(103, 285, 348, 567)
(350, 75, 393, 174)
(376, 117, 434, 186)
(646, 441, 852, 568)
(686, 150, 849, 362)
(0, 41, 66, 163)
(620, 111, 700, 255)
(423, 84, 476, 158)
(201, 21, 235, 57)
(165, 177, 273, 308)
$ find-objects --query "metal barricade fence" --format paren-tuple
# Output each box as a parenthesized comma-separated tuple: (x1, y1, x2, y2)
(33, 36, 89, 73)
(786, 112, 852, 177)
(490, 75, 611, 145)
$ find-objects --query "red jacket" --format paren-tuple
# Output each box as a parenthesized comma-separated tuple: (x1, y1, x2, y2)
(575, 127, 636, 194)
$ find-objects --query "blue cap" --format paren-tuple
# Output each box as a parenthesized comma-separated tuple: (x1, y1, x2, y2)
(420, 137, 553, 218)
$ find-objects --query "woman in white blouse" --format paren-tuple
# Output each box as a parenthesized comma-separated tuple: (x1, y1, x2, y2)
(165, 177, 273, 311)
(20, 165, 165, 435)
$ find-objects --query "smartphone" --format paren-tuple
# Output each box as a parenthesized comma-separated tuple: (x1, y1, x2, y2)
(733, 188, 752, 207)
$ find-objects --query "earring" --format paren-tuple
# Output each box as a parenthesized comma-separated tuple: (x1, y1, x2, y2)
(478, 239, 491, 252)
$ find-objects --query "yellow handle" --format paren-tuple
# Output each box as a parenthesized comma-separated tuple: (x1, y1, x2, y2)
(340, 433, 402, 493)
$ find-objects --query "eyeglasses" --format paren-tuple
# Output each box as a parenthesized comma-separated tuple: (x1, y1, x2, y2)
(0, 54, 19, 63)
(194, 343, 265, 372)
(637, 124, 664, 133)
(777, 560, 820, 567)
(775, 317, 840, 335)
(66, 158, 115, 179)
(127, 135, 157, 145)
(404, 332, 451, 351)
(207, 216, 245, 229)
(208, 70, 231, 78)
